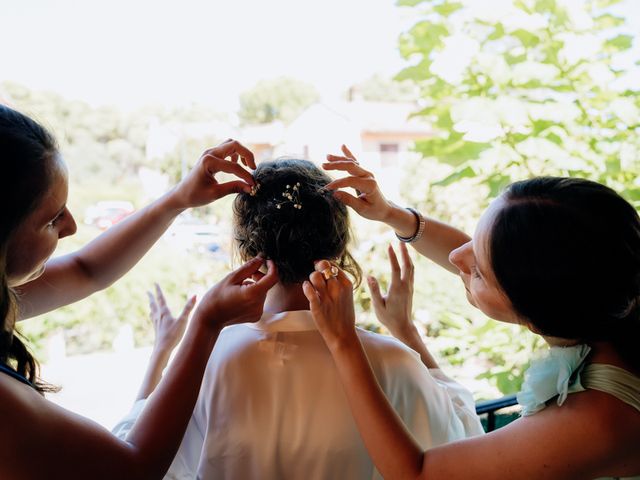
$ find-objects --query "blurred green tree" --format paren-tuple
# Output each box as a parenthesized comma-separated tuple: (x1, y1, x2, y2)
(238, 77, 320, 124)
(397, 0, 639, 202)
(390, 0, 639, 395)
(349, 73, 421, 102)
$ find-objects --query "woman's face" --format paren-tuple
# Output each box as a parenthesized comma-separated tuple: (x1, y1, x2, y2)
(448, 196, 521, 324)
(6, 158, 77, 287)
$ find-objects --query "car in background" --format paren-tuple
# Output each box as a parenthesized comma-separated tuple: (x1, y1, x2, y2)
(84, 201, 135, 230)
(164, 212, 227, 255)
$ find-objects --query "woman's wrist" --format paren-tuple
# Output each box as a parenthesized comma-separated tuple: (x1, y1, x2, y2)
(323, 327, 360, 354)
(403, 325, 424, 349)
(150, 344, 174, 365)
(190, 310, 225, 336)
(161, 186, 190, 215)
(389, 322, 420, 345)
(383, 203, 421, 238)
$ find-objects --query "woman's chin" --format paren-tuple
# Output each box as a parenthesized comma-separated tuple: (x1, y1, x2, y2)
(12, 265, 47, 287)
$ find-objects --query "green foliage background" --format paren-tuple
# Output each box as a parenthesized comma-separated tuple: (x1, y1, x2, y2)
(238, 77, 320, 124)
(373, 0, 639, 395)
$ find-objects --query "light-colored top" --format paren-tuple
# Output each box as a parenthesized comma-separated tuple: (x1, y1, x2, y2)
(580, 365, 640, 480)
(517, 344, 640, 416)
(516, 345, 640, 480)
(114, 310, 483, 480)
(580, 363, 640, 413)
(517, 344, 592, 416)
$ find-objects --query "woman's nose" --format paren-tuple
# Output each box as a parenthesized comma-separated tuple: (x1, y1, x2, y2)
(449, 242, 472, 275)
(59, 209, 77, 238)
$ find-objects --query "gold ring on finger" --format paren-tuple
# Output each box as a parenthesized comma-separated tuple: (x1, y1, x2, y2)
(322, 265, 339, 280)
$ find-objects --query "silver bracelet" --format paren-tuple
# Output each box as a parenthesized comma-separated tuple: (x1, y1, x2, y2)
(395, 207, 426, 243)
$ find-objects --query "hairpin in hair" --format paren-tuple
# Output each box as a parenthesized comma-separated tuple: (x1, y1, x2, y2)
(275, 182, 302, 210)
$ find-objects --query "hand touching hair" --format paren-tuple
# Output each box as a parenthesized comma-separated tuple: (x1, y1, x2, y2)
(233, 158, 362, 286)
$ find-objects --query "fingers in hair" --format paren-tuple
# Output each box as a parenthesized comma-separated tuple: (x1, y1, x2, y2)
(249, 259, 279, 294)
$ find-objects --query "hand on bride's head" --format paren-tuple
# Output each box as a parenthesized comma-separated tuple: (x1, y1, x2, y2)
(173, 139, 257, 209)
(193, 257, 278, 329)
(233, 158, 362, 286)
(323, 144, 393, 223)
(303, 260, 357, 350)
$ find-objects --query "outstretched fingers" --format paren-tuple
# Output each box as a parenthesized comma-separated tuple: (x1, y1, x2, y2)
(387, 244, 401, 285)
(154, 283, 169, 312)
(147, 290, 158, 316)
(398, 242, 415, 283)
(367, 275, 385, 311)
(325, 176, 376, 194)
(178, 295, 197, 322)
(322, 160, 371, 178)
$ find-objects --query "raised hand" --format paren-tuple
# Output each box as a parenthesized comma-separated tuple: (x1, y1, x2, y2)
(369, 242, 439, 369)
(367, 242, 415, 341)
(302, 259, 358, 350)
(135, 285, 196, 400)
(323, 145, 394, 222)
(173, 139, 257, 209)
(147, 284, 195, 353)
(192, 257, 279, 328)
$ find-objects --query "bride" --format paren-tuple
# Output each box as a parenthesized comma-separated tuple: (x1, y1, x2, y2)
(124, 158, 485, 480)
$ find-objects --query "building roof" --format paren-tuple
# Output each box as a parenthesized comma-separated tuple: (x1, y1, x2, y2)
(288, 100, 431, 136)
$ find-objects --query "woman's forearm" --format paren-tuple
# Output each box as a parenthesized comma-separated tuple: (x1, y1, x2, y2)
(125, 318, 220, 477)
(383, 204, 470, 275)
(18, 190, 185, 319)
(124, 256, 275, 477)
(135, 348, 172, 401)
(71, 190, 184, 291)
(393, 324, 440, 370)
(328, 333, 426, 480)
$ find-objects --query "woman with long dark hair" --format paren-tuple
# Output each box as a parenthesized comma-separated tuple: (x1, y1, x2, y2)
(0, 104, 278, 479)
(303, 146, 640, 479)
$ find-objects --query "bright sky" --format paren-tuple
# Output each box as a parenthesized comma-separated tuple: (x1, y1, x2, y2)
(0, 0, 412, 111)
(2, 0, 638, 112)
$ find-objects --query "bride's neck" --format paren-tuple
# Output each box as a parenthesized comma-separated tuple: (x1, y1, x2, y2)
(264, 282, 309, 314)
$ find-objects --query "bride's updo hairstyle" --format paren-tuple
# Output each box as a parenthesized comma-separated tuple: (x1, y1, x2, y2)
(233, 158, 362, 286)
(490, 177, 640, 371)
